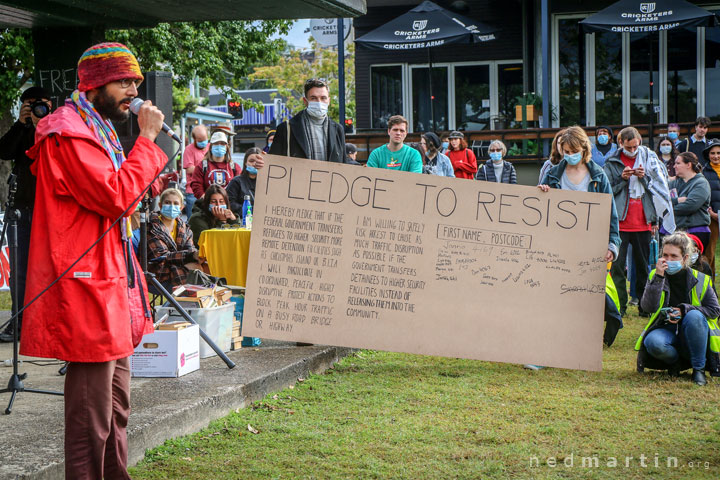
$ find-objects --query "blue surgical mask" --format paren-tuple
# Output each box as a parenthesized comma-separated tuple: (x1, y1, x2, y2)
(245, 165, 258, 175)
(211, 145, 227, 157)
(597, 134, 609, 145)
(690, 253, 699, 265)
(564, 152, 583, 165)
(441, 141, 449, 150)
(489, 152, 503, 163)
(209, 204, 227, 212)
(161, 204, 182, 219)
(668, 132, 679, 140)
(196, 140, 208, 149)
(660, 145, 672, 155)
(666, 260, 683, 275)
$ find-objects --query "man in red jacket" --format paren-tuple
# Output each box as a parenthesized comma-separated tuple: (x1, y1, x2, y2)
(21, 42, 167, 479)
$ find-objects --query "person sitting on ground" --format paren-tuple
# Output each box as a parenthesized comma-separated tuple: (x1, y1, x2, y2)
(686, 233, 713, 280)
(227, 147, 265, 216)
(189, 131, 241, 201)
(420, 132, 454, 177)
(445, 130, 477, 179)
(476, 139, 517, 183)
(147, 188, 200, 292)
(188, 184, 239, 247)
(636, 232, 720, 386)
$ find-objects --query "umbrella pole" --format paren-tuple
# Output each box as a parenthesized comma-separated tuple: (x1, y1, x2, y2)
(648, 34, 655, 149)
(428, 47, 435, 132)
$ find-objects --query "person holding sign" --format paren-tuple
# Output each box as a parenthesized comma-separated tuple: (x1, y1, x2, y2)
(539, 126, 620, 262)
(475, 140, 517, 184)
(367, 115, 422, 173)
(636, 233, 720, 386)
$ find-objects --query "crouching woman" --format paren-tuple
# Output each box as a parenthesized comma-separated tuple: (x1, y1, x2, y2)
(636, 232, 720, 385)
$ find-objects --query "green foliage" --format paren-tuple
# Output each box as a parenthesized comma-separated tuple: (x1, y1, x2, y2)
(250, 41, 355, 123)
(171, 86, 199, 122)
(107, 21, 293, 113)
(0, 29, 34, 118)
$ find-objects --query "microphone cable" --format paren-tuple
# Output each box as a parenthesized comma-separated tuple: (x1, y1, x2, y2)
(1, 139, 182, 331)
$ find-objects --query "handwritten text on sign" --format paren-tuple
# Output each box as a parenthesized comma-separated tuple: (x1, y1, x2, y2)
(243, 156, 612, 371)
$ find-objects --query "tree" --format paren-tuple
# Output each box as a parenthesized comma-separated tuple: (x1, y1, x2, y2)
(250, 40, 355, 124)
(107, 21, 293, 114)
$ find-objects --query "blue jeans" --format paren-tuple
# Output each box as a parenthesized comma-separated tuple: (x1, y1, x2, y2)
(185, 192, 196, 219)
(644, 309, 709, 370)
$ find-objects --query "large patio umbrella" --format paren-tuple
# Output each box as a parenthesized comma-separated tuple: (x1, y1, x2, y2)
(580, 0, 718, 147)
(355, 0, 496, 131)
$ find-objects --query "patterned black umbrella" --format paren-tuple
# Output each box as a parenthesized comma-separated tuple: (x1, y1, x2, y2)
(355, 1, 496, 130)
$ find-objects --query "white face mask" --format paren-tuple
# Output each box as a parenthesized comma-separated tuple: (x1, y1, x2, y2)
(306, 101, 329, 119)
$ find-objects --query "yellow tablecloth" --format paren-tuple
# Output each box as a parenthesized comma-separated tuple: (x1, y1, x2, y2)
(197, 228, 251, 287)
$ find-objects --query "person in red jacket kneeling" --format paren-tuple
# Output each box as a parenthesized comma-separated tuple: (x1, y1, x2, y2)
(22, 42, 167, 479)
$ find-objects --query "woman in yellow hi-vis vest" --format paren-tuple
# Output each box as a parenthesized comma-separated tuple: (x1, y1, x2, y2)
(637, 233, 720, 386)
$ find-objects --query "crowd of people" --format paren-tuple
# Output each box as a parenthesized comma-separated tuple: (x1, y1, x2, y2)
(0, 38, 719, 476)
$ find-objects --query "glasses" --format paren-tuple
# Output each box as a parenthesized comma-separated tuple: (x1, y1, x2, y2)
(118, 78, 143, 88)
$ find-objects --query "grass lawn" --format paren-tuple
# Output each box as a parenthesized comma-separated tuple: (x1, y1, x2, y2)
(130, 308, 720, 479)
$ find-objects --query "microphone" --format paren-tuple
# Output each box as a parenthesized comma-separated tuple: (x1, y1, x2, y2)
(129, 98, 181, 143)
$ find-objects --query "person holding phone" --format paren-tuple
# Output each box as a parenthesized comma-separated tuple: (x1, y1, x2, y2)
(188, 184, 238, 247)
(636, 233, 720, 386)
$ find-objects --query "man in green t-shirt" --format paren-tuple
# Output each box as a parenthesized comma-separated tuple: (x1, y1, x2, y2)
(367, 115, 422, 173)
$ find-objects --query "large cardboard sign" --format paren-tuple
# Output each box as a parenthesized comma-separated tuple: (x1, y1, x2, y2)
(243, 156, 612, 371)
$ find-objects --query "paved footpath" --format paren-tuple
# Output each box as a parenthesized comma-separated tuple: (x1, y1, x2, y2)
(0, 311, 351, 479)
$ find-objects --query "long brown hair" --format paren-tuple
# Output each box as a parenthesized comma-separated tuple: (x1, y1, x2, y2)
(202, 185, 230, 213)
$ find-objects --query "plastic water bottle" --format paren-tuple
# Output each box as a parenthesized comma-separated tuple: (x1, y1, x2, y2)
(243, 195, 253, 229)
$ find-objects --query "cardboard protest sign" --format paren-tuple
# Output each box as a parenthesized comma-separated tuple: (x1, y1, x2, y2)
(243, 155, 612, 371)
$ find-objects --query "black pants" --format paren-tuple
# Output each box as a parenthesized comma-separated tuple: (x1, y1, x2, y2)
(611, 230, 651, 314)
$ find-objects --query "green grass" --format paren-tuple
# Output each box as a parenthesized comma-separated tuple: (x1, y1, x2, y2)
(0, 291, 10, 310)
(129, 310, 720, 479)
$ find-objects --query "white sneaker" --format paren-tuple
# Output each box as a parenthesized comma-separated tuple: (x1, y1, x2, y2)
(523, 364, 546, 370)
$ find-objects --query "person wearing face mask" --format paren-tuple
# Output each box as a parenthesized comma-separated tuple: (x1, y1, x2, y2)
(227, 147, 265, 215)
(667, 152, 711, 251)
(604, 127, 668, 316)
(667, 123, 681, 147)
(147, 188, 200, 291)
(656, 137, 679, 178)
(189, 130, 241, 201)
(475, 140, 517, 184)
(636, 232, 720, 386)
(539, 126, 620, 263)
(700, 139, 720, 278)
(420, 132, 454, 177)
(188, 184, 238, 248)
(263, 129, 275, 153)
(269, 78, 345, 163)
(677, 117, 713, 160)
(590, 126, 617, 167)
(686, 234, 713, 279)
(182, 125, 209, 217)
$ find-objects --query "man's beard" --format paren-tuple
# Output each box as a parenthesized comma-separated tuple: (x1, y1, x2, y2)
(93, 87, 132, 124)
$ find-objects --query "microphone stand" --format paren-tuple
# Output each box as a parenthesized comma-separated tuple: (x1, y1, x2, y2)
(0, 175, 62, 414)
(139, 194, 235, 370)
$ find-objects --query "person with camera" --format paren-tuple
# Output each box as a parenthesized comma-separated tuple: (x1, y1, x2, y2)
(20, 42, 167, 478)
(0, 86, 52, 342)
(636, 232, 720, 386)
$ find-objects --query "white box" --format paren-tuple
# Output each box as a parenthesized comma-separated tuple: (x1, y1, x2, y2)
(155, 303, 235, 358)
(131, 324, 200, 377)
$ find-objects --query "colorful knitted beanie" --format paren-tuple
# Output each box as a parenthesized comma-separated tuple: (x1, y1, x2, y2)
(77, 42, 144, 92)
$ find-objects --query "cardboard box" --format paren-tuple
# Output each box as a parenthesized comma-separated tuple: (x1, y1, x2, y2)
(155, 303, 235, 358)
(131, 324, 200, 377)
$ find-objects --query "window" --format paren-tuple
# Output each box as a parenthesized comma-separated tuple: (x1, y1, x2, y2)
(454, 65, 490, 130)
(707, 22, 720, 121)
(498, 63, 523, 128)
(667, 27, 698, 124)
(594, 31, 622, 126)
(371, 66, 403, 129)
(629, 32, 659, 125)
(412, 66, 448, 132)
(558, 18, 582, 126)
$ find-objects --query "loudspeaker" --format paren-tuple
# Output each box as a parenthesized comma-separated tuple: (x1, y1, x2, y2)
(117, 71, 175, 166)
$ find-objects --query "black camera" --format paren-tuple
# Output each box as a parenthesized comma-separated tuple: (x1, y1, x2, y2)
(29, 100, 50, 119)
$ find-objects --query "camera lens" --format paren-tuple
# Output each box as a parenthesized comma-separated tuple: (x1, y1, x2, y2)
(30, 101, 49, 119)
